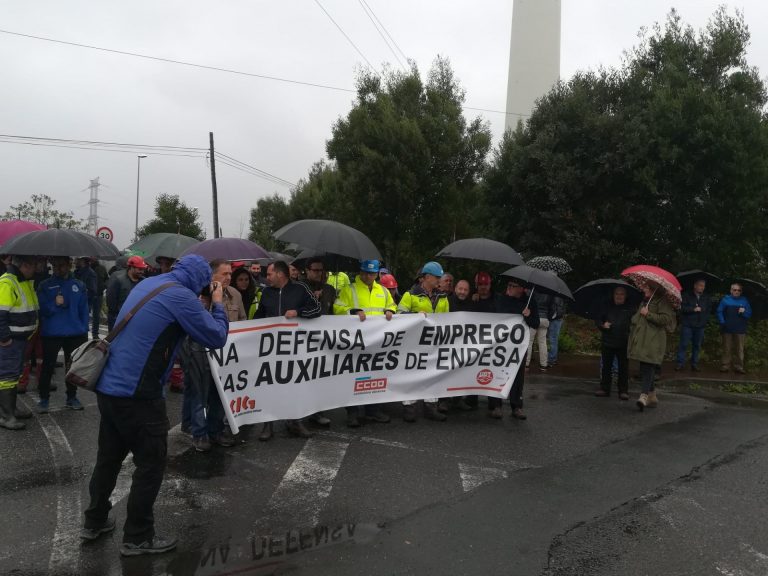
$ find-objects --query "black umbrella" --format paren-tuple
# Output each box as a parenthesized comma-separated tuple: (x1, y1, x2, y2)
(571, 278, 642, 320)
(436, 238, 524, 266)
(0, 228, 121, 258)
(723, 277, 768, 297)
(273, 219, 381, 261)
(676, 270, 722, 293)
(501, 265, 573, 300)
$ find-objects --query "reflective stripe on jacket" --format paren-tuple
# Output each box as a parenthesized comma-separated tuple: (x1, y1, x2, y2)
(0, 269, 39, 341)
(334, 276, 396, 315)
(397, 285, 449, 314)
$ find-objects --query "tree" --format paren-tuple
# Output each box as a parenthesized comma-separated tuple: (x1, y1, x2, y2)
(326, 57, 492, 273)
(2, 194, 85, 229)
(248, 193, 292, 251)
(137, 194, 205, 240)
(483, 8, 768, 284)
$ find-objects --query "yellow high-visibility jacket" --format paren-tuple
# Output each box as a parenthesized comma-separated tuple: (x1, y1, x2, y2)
(397, 286, 450, 314)
(334, 276, 396, 316)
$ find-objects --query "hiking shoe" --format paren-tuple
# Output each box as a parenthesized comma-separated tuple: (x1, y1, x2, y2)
(66, 398, 84, 411)
(192, 436, 211, 452)
(80, 517, 116, 541)
(364, 410, 390, 424)
(120, 536, 177, 557)
(211, 429, 236, 447)
(37, 399, 49, 414)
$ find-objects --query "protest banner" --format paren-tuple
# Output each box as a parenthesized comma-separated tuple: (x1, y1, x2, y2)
(207, 312, 530, 432)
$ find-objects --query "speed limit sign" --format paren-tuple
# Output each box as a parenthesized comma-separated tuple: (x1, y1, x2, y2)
(96, 226, 114, 243)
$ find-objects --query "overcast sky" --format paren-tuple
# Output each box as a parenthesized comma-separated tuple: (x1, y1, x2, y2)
(1, 0, 766, 249)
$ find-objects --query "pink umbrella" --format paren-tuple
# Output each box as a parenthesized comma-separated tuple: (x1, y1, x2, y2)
(0, 220, 46, 248)
(621, 264, 682, 308)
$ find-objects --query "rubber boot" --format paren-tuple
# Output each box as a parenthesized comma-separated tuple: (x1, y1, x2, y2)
(12, 389, 32, 419)
(0, 389, 26, 430)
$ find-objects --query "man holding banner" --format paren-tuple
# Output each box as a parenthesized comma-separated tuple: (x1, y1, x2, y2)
(334, 259, 396, 427)
(488, 279, 540, 420)
(397, 261, 450, 423)
(253, 260, 321, 441)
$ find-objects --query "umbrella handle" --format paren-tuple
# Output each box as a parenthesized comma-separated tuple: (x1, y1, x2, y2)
(525, 286, 535, 309)
(645, 288, 657, 309)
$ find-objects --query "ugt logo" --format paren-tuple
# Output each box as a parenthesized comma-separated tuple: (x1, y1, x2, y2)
(230, 395, 255, 414)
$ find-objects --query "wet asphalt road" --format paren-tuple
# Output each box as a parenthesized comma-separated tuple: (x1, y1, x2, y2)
(1, 371, 768, 576)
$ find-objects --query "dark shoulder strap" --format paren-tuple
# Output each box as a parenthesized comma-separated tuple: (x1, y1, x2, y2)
(105, 281, 178, 343)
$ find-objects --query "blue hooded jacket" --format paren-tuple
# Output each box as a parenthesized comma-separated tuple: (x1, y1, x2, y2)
(717, 294, 752, 334)
(97, 254, 229, 399)
(37, 274, 90, 337)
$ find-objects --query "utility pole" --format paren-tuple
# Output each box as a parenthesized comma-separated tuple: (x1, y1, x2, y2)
(87, 177, 100, 234)
(209, 132, 220, 238)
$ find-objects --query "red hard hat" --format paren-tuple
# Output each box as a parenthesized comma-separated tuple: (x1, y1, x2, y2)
(474, 271, 492, 286)
(379, 274, 398, 289)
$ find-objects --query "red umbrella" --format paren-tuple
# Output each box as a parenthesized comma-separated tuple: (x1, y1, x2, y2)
(621, 264, 682, 308)
(0, 220, 46, 247)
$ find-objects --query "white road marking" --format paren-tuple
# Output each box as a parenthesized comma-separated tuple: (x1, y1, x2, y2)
(458, 463, 508, 492)
(20, 396, 82, 575)
(266, 438, 349, 525)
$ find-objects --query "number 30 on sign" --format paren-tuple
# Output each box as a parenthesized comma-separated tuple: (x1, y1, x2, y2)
(96, 226, 114, 243)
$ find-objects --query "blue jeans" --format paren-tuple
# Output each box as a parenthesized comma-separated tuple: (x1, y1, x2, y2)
(547, 318, 563, 364)
(182, 376, 224, 438)
(676, 326, 704, 367)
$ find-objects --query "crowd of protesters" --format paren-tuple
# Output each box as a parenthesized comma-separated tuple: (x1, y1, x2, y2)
(0, 247, 762, 558)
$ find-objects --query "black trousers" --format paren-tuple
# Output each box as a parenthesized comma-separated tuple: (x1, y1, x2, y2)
(488, 366, 525, 410)
(39, 334, 87, 400)
(84, 393, 169, 544)
(600, 344, 629, 394)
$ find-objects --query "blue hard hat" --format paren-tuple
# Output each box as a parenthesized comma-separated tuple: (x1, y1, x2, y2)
(421, 261, 444, 277)
(360, 259, 381, 273)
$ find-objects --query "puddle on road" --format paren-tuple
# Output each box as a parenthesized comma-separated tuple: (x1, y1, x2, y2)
(151, 523, 381, 576)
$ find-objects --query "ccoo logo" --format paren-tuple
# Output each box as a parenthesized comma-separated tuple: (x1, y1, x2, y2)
(476, 369, 493, 385)
(354, 376, 387, 393)
(230, 395, 256, 414)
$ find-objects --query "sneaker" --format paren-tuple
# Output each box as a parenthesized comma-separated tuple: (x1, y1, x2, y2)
(310, 412, 332, 427)
(37, 399, 49, 414)
(66, 398, 84, 411)
(80, 517, 116, 541)
(120, 536, 178, 557)
(637, 393, 648, 411)
(539, 365, 548, 372)
(618, 392, 630, 401)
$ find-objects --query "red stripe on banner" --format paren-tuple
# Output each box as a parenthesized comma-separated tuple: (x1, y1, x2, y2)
(446, 386, 504, 392)
(229, 323, 299, 334)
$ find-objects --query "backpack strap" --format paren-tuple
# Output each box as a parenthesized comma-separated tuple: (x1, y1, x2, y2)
(104, 282, 177, 343)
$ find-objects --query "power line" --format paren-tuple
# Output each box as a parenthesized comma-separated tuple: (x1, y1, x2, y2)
(0, 28, 355, 93)
(357, 0, 405, 70)
(359, 0, 409, 64)
(0, 138, 205, 158)
(313, 0, 376, 70)
(0, 28, 526, 118)
(0, 133, 205, 152)
(216, 152, 296, 187)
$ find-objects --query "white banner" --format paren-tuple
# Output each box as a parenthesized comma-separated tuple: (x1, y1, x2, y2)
(208, 312, 530, 433)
